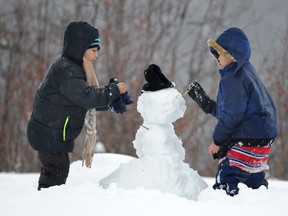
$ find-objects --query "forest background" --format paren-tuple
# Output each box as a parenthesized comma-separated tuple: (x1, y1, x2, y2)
(1, 0, 287, 180)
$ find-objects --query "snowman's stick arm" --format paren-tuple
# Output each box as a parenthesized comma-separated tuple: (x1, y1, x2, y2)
(133, 117, 149, 130)
(177, 82, 195, 97)
(121, 112, 149, 130)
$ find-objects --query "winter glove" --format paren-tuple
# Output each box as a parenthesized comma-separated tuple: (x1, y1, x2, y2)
(213, 143, 230, 159)
(108, 78, 134, 114)
(188, 81, 215, 114)
(212, 141, 235, 159)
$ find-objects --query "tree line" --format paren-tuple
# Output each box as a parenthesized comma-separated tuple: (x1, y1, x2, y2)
(0, 0, 287, 179)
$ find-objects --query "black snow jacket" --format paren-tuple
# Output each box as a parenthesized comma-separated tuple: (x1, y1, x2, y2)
(27, 21, 120, 153)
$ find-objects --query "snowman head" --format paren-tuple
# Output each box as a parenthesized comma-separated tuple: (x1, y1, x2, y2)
(137, 88, 186, 124)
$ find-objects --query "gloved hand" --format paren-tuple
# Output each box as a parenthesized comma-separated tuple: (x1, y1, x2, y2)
(108, 78, 134, 114)
(188, 81, 215, 114)
(212, 143, 231, 159)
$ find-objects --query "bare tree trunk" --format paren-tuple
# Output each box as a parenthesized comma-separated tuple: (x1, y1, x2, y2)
(268, 19, 288, 179)
(1, 0, 287, 180)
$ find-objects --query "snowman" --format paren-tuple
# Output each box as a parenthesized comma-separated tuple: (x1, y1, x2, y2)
(100, 64, 207, 200)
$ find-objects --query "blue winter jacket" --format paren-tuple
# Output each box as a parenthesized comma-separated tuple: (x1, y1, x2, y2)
(209, 27, 278, 145)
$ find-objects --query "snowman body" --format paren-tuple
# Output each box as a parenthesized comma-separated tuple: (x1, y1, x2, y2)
(100, 88, 207, 200)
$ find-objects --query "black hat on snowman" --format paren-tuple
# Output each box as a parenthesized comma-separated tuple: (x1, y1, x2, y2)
(142, 64, 174, 92)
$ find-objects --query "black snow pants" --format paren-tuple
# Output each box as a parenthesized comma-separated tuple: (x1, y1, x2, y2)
(38, 152, 70, 190)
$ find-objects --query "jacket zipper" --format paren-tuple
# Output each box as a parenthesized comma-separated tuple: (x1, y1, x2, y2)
(63, 116, 70, 141)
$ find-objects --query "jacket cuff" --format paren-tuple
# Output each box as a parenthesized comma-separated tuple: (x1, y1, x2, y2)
(213, 140, 223, 146)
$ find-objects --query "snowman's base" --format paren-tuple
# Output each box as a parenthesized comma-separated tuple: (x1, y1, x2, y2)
(99, 155, 208, 200)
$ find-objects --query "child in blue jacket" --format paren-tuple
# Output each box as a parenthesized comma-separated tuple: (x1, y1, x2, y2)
(188, 27, 278, 196)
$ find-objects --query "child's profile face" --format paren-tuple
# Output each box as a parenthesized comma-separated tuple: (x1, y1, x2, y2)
(217, 53, 234, 69)
(84, 48, 99, 62)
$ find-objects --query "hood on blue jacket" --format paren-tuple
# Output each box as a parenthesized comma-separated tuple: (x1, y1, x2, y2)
(207, 27, 251, 73)
(62, 21, 100, 65)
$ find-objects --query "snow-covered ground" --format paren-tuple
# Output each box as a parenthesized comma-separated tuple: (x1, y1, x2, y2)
(1, 153, 287, 216)
(2, 76, 285, 215)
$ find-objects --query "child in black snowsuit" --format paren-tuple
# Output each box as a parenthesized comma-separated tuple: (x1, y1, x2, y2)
(188, 27, 278, 196)
(27, 21, 131, 190)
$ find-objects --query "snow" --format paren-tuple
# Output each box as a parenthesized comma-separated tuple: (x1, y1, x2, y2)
(100, 88, 207, 200)
(1, 153, 287, 216)
(1, 87, 286, 215)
